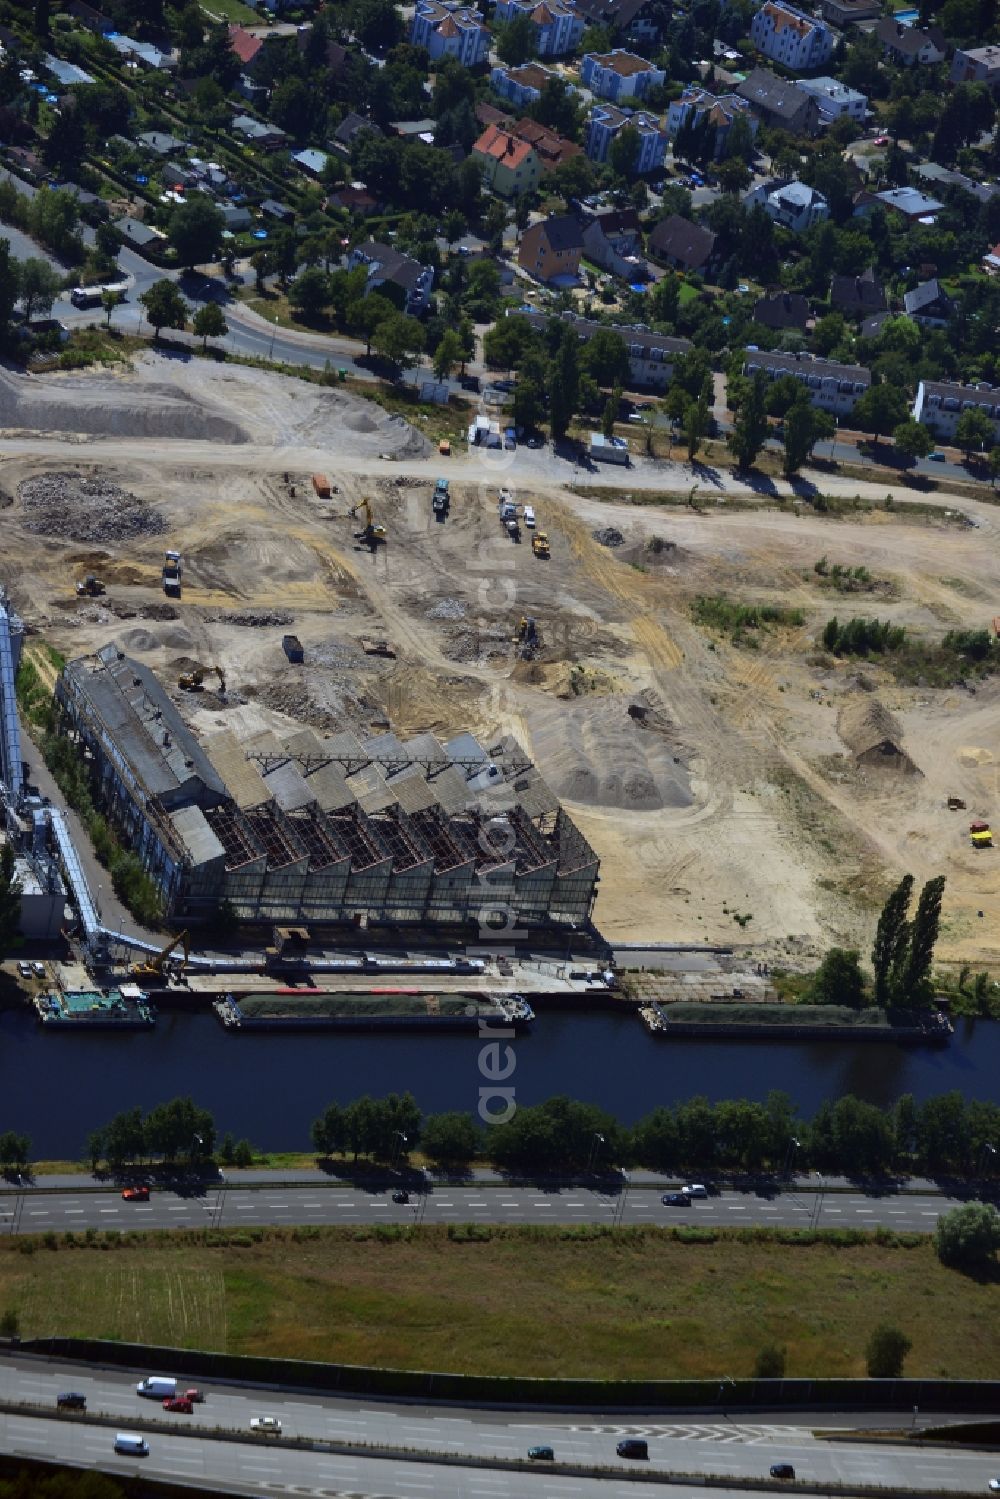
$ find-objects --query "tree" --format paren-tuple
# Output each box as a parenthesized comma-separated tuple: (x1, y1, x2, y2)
(17, 258, 62, 322)
(608, 124, 640, 180)
(139, 279, 188, 340)
(871, 875, 913, 1007)
(421, 1111, 481, 1166)
(43, 108, 84, 176)
(898, 874, 945, 1007)
(233, 1138, 254, 1168)
(892, 420, 934, 463)
(33, 0, 49, 39)
(100, 288, 120, 328)
(0, 841, 22, 963)
(288, 266, 332, 323)
(548, 327, 579, 442)
(371, 311, 425, 379)
(852, 382, 908, 448)
(728, 369, 768, 470)
(782, 397, 835, 476)
(716, 158, 751, 194)
(311, 1103, 346, 1157)
(581, 327, 629, 388)
(433, 328, 463, 382)
(954, 405, 994, 456)
(352, 0, 403, 53)
(865, 1323, 911, 1378)
(192, 301, 228, 349)
(496, 11, 535, 64)
(270, 76, 314, 138)
(809, 947, 867, 1009)
(935, 1201, 1000, 1266)
(686, 392, 708, 461)
(601, 389, 617, 438)
(169, 197, 224, 270)
(350, 292, 396, 354)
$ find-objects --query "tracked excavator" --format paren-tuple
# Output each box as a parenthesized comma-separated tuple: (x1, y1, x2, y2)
(347, 498, 387, 551)
(178, 665, 226, 694)
(130, 930, 191, 983)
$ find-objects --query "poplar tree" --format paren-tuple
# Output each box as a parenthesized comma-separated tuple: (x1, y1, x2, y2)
(871, 874, 912, 1007)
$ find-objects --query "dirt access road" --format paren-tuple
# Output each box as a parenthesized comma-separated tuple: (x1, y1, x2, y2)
(2, 357, 998, 965)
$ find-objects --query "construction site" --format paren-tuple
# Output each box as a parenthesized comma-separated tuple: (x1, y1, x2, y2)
(1, 352, 999, 976)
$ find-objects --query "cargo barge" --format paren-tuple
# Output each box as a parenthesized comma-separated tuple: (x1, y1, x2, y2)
(638, 1001, 952, 1046)
(213, 990, 534, 1032)
(35, 984, 156, 1028)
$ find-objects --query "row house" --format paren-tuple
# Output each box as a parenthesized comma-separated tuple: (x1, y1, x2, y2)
(580, 49, 664, 102)
(411, 0, 490, 65)
(515, 308, 692, 390)
(743, 350, 870, 415)
(749, 2, 834, 71)
(912, 381, 1000, 442)
(585, 103, 668, 173)
(493, 0, 585, 56)
(665, 86, 758, 159)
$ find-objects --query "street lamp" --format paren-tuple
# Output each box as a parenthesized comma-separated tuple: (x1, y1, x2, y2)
(616, 1169, 631, 1227)
(784, 1135, 800, 1179)
(393, 1131, 408, 1170)
(980, 1142, 996, 1176)
(588, 1133, 605, 1174)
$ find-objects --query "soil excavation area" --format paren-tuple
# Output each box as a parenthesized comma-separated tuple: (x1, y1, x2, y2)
(2, 355, 999, 967)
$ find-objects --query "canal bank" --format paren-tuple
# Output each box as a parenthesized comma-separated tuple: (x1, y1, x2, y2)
(1, 1007, 998, 1158)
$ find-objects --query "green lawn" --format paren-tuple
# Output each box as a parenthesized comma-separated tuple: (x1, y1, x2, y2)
(200, 0, 261, 22)
(1, 1227, 997, 1379)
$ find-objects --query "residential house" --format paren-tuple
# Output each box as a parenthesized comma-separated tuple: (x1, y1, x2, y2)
(666, 87, 757, 159)
(795, 76, 867, 124)
(136, 131, 184, 157)
(913, 380, 1000, 442)
(347, 240, 435, 315)
(6, 147, 45, 179)
(750, 2, 834, 70)
(492, 0, 585, 56)
(220, 204, 253, 231)
(113, 217, 168, 256)
(411, 0, 490, 66)
(231, 114, 288, 151)
(861, 310, 892, 339)
(830, 267, 885, 317)
(580, 49, 665, 102)
(260, 198, 295, 223)
(67, 0, 112, 31)
(515, 307, 693, 389)
(903, 278, 954, 327)
(490, 62, 561, 108)
(573, 0, 661, 39)
(292, 148, 330, 178)
(509, 117, 583, 171)
(162, 160, 198, 191)
(854, 185, 943, 223)
(327, 185, 380, 216)
(874, 18, 947, 66)
(818, 0, 880, 26)
(982, 241, 1000, 275)
(747, 178, 829, 233)
(743, 349, 871, 415)
(472, 124, 541, 196)
(579, 208, 646, 278)
(332, 112, 382, 157)
(735, 68, 820, 135)
(229, 24, 266, 71)
(43, 55, 95, 86)
(913, 161, 1000, 203)
(585, 104, 668, 173)
(106, 34, 173, 69)
(518, 215, 585, 282)
(950, 44, 1000, 88)
(646, 214, 717, 273)
(753, 290, 810, 331)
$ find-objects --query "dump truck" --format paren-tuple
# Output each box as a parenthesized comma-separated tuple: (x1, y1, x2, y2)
(75, 575, 105, 597)
(162, 550, 182, 596)
(505, 517, 521, 543)
(361, 638, 396, 657)
(532, 532, 550, 559)
(312, 474, 331, 498)
(432, 478, 450, 515)
(970, 821, 993, 848)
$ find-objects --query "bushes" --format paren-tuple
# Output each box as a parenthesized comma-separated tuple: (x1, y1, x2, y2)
(822, 617, 999, 686)
(693, 594, 804, 647)
(866, 1323, 911, 1377)
(822, 616, 905, 656)
(934, 1202, 1000, 1268)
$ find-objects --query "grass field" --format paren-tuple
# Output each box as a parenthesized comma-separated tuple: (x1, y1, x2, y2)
(1, 1228, 997, 1379)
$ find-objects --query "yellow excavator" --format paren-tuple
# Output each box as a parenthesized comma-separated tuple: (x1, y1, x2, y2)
(130, 930, 190, 982)
(178, 665, 226, 693)
(348, 498, 387, 551)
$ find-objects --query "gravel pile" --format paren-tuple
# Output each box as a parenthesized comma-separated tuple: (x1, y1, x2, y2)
(593, 527, 625, 548)
(211, 610, 294, 628)
(427, 598, 466, 621)
(19, 472, 166, 544)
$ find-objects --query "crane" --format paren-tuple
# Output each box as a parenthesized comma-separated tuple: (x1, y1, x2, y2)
(348, 498, 386, 551)
(130, 930, 191, 982)
(178, 665, 226, 694)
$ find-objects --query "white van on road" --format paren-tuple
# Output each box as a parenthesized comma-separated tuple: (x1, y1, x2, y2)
(114, 1433, 149, 1456)
(136, 1376, 176, 1399)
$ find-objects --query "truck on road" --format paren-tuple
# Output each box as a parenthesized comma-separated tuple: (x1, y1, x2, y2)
(136, 1377, 177, 1399)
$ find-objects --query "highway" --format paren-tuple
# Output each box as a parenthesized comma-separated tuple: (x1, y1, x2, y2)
(0, 1178, 976, 1235)
(0, 1354, 997, 1497)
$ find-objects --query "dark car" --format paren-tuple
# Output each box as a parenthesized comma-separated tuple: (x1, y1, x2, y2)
(392, 1189, 410, 1204)
(525, 435, 544, 449)
(459, 374, 480, 392)
(528, 1445, 554, 1460)
(57, 1392, 86, 1411)
(662, 1192, 688, 1206)
(617, 1438, 649, 1459)
(770, 1463, 795, 1479)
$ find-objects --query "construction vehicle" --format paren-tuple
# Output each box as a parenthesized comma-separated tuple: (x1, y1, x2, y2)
(970, 821, 993, 848)
(361, 638, 396, 657)
(130, 930, 190, 982)
(532, 531, 550, 559)
(348, 498, 386, 551)
(438, 439, 451, 456)
(178, 665, 226, 694)
(312, 474, 331, 498)
(505, 517, 521, 543)
(76, 575, 106, 597)
(433, 478, 450, 515)
(162, 550, 182, 596)
(947, 796, 967, 810)
(513, 616, 538, 646)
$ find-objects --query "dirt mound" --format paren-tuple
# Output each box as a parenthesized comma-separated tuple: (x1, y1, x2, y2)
(119, 627, 159, 653)
(0, 368, 247, 443)
(19, 472, 166, 543)
(427, 598, 466, 621)
(593, 527, 625, 548)
(211, 610, 294, 628)
(529, 697, 693, 811)
(838, 696, 920, 774)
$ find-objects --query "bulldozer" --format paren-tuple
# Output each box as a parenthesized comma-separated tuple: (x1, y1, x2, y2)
(130, 930, 191, 983)
(178, 665, 226, 695)
(531, 532, 551, 560)
(512, 615, 540, 660)
(76, 575, 106, 597)
(348, 498, 386, 552)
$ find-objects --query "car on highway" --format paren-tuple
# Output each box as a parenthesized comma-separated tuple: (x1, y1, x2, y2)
(122, 1186, 150, 1201)
(163, 1396, 193, 1413)
(770, 1463, 795, 1479)
(616, 1439, 649, 1459)
(528, 1445, 555, 1460)
(183, 1388, 205, 1403)
(682, 1183, 708, 1198)
(56, 1392, 86, 1410)
(988, 1480, 1000, 1491)
(662, 1192, 688, 1206)
(392, 1189, 410, 1203)
(250, 1416, 282, 1435)
(113, 1434, 149, 1457)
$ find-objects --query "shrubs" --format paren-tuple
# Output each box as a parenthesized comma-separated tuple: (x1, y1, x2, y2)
(693, 595, 804, 647)
(822, 616, 905, 657)
(865, 1322, 911, 1377)
(822, 617, 999, 686)
(753, 1344, 787, 1378)
(934, 1202, 1000, 1268)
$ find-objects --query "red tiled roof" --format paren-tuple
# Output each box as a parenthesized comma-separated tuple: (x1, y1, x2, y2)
(229, 24, 264, 65)
(473, 125, 536, 169)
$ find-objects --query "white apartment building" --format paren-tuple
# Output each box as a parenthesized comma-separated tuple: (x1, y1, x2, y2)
(750, 2, 834, 71)
(743, 350, 870, 415)
(913, 380, 1000, 442)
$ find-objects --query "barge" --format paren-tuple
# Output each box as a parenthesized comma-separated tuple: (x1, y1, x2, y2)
(35, 983, 156, 1029)
(638, 1001, 952, 1046)
(213, 990, 535, 1032)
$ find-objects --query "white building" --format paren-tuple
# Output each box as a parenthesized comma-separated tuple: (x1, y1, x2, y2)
(750, 2, 834, 71)
(795, 76, 867, 124)
(747, 178, 829, 233)
(580, 49, 665, 102)
(493, 0, 585, 57)
(913, 380, 1000, 442)
(411, 0, 490, 65)
(744, 350, 870, 416)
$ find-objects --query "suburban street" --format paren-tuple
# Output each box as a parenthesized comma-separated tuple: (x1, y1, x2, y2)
(0, 1354, 995, 1496)
(0, 1177, 981, 1235)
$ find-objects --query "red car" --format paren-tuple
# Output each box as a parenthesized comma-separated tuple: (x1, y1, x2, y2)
(121, 1186, 150, 1202)
(183, 1389, 204, 1404)
(163, 1397, 194, 1414)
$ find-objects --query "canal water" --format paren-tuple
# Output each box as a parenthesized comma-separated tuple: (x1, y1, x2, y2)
(3, 1008, 999, 1158)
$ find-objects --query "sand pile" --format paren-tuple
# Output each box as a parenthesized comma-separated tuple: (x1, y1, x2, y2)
(838, 696, 920, 774)
(0, 369, 247, 443)
(19, 472, 166, 543)
(529, 697, 692, 811)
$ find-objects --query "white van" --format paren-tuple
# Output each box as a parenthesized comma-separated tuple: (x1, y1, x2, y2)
(136, 1376, 176, 1399)
(114, 1433, 149, 1456)
(523, 506, 536, 529)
